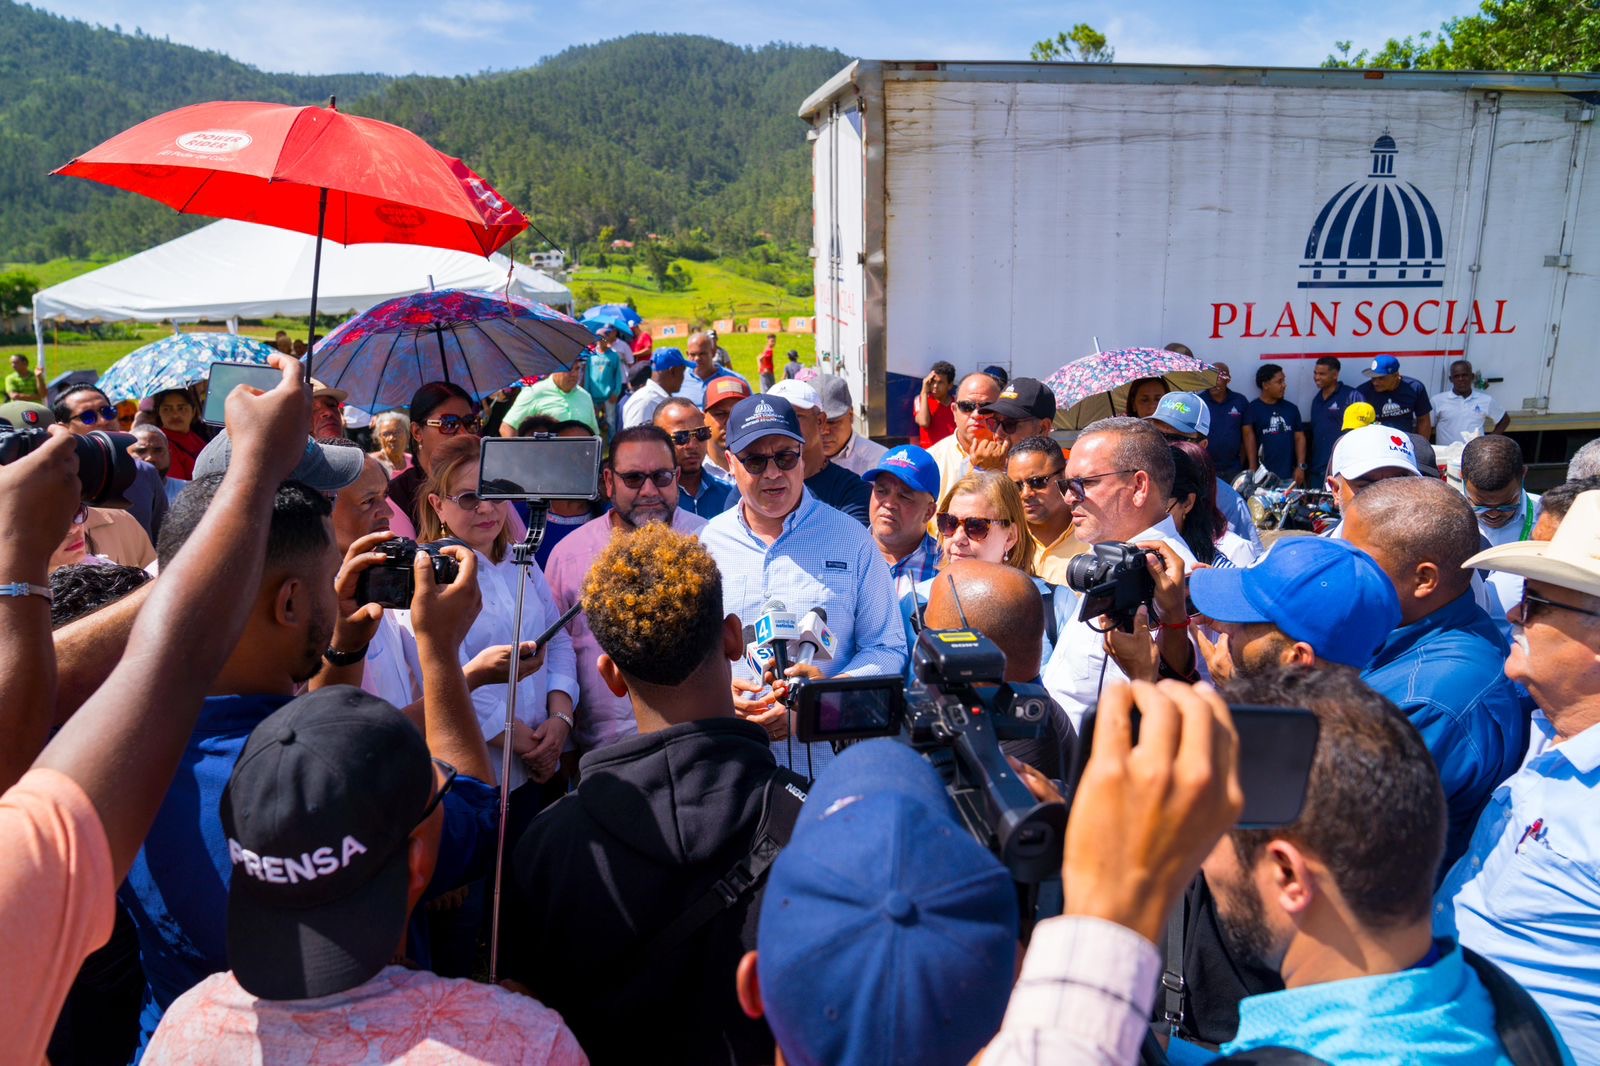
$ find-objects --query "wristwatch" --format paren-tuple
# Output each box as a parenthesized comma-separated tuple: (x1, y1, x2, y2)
(323, 643, 369, 667)
(1297, 463, 1309, 470)
(0, 581, 51, 603)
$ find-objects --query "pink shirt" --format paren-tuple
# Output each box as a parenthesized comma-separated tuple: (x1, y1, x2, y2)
(543, 509, 707, 752)
(146, 966, 587, 1065)
(0, 768, 116, 1064)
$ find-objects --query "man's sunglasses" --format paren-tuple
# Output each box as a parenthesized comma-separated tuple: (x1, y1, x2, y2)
(1470, 498, 1520, 517)
(738, 449, 801, 475)
(415, 758, 458, 826)
(423, 415, 483, 435)
(73, 406, 119, 426)
(1013, 470, 1067, 494)
(935, 513, 1011, 541)
(1518, 586, 1600, 623)
(953, 400, 986, 415)
(614, 468, 678, 489)
(669, 427, 713, 446)
(1061, 469, 1138, 499)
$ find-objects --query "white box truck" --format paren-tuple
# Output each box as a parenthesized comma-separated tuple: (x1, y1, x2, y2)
(801, 61, 1599, 475)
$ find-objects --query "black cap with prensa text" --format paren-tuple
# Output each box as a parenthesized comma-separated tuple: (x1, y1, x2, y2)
(221, 686, 432, 1000)
(979, 377, 1056, 422)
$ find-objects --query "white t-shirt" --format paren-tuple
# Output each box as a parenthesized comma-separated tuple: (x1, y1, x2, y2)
(1431, 389, 1506, 446)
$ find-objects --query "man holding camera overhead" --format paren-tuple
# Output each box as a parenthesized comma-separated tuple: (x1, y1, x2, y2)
(1039, 416, 1198, 732)
(699, 394, 906, 777)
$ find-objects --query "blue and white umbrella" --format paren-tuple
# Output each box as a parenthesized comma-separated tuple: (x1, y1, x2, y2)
(582, 303, 642, 327)
(96, 332, 277, 403)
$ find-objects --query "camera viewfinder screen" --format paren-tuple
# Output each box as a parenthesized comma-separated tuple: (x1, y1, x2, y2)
(478, 436, 602, 501)
(815, 685, 897, 737)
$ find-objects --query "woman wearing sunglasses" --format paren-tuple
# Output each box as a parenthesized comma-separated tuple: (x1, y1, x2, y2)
(149, 387, 211, 481)
(389, 381, 482, 532)
(413, 436, 577, 798)
(47, 505, 111, 573)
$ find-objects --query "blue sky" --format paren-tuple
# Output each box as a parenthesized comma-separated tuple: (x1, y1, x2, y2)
(31, 0, 1469, 76)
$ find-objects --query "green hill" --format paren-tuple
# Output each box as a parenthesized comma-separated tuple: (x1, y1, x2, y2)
(0, 1, 847, 262)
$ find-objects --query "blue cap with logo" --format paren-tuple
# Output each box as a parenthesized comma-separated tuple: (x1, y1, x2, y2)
(725, 394, 805, 454)
(1362, 354, 1401, 377)
(757, 740, 1018, 1066)
(1189, 537, 1400, 667)
(1149, 391, 1211, 437)
(651, 347, 691, 372)
(861, 444, 940, 499)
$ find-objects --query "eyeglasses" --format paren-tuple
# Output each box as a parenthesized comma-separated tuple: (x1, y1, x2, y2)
(1013, 469, 1067, 495)
(1517, 586, 1600, 624)
(1469, 496, 1521, 518)
(953, 400, 985, 415)
(935, 513, 1011, 541)
(668, 427, 713, 446)
(614, 468, 678, 489)
(1061, 469, 1139, 499)
(72, 406, 119, 426)
(422, 415, 483, 435)
(738, 449, 802, 475)
(442, 490, 497, 510)
(71, 505, 89, 526)
(415, 758, 458, 826)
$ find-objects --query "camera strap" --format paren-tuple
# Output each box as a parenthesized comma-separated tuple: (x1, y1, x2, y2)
(613, 767, 808, 992)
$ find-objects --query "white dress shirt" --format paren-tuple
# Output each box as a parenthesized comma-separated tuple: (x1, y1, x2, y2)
(620, 378, 671, 429)
(1431, 388, 1506, 446)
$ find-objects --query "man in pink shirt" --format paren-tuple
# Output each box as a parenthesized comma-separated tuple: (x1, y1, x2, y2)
(546, 425, 705, 753)
(1, 356, 312, 1062)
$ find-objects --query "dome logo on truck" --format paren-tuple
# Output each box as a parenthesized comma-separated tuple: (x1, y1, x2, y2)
(1299, 136, 1444, 290)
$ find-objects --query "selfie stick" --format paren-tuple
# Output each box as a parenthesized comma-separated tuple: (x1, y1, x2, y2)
(488, 497, 548, 984)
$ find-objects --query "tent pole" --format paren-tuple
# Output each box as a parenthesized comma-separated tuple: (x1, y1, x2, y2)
(306, 186, 329, 383)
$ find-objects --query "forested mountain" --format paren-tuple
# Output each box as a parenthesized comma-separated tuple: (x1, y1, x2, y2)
(0, 0, 846, 261)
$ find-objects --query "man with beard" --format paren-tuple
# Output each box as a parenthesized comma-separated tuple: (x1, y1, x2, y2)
(1174, 665, 1562, 1063)
(546, 426, 708, 754)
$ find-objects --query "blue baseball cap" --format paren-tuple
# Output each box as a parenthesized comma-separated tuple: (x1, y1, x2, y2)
(757, 740, 1017, 1066)
(1149, 391, 1211, 437)
(651, 347, 691, 372)
(725, 394, 805, 455)
(1362, 354, 1401, 377)
(861, 444, 940, 499)
(1189, 538, 1400, 667)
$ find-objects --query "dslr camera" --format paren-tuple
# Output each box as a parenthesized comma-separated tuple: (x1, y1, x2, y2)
(0, 426, 138, 508)
(354, 537, 461, 609)
(791, 628, 1067, 883)
(1064, 541, 1157, 633)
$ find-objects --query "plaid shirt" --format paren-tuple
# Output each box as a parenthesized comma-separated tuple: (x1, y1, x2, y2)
(888, 533, 941, 602)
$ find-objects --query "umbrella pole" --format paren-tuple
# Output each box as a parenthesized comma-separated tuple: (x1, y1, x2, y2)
(306, 187, 329, 383)
(435, 323, 450, 384)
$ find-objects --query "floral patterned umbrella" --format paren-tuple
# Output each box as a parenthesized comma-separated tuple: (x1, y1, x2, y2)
(308, 288, 595, 412)
(96, 331, 276, 403)
(1044, 346, 1217, 430)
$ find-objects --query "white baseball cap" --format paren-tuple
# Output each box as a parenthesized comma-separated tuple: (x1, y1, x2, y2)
(1328, 424, 1420, 481)
(1465, 490, 1600, 598)
(768, 379, 821, 410)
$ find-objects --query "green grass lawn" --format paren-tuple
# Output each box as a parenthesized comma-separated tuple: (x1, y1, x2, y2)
(568, 258, 812, 322)
(2, 256, 120, 288)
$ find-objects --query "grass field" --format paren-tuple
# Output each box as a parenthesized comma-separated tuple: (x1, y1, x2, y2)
(567, 258, 812, 322)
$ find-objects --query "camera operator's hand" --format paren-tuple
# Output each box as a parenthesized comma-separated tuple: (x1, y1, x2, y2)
(968, 434, 1010, 471)
(1102, 605, 1160, 683)
(411, 544, 481, 651)
(222, 353, 311, 485)
(329, 531, 395, 653)
(1008, 755, 1065, 805)
(0, 425, 80, 578)
(1063, 679, 1242, 944)
(465, 641, 545, 690)
(1133, 539, 1189, 625)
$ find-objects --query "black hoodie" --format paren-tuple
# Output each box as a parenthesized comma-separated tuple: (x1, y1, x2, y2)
(503, 717, 780, 1065)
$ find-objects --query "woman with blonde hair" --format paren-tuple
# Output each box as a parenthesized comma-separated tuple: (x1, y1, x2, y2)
(933, 468, 1036, 574)
(410, 435, 577, 794)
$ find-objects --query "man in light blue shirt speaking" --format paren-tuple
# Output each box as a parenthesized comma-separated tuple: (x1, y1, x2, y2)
(699, 394, 905, 778)
(1437, 489, 1600, 1063)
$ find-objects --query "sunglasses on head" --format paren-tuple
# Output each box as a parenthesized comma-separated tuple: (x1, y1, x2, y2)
(423, 415, 482, 435)
(73, 406, 119, 426)
(738, 449, 801, 475)
(935, 513, 1011, 541)
(669, 427, 713, 446)
(614, 468, 677, 489)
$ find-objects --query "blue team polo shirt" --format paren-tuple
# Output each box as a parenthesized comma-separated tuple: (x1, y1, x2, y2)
(1201, 388, 1249, 476)
(1307, 383, 1361, 476)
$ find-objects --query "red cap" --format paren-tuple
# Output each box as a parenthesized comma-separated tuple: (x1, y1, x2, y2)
(704, 376, 753, 409)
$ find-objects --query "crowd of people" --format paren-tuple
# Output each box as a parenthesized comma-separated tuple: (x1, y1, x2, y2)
(3, 328, 1599, 1066)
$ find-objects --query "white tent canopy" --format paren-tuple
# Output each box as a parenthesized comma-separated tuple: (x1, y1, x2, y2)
(32, 219, 571, 361)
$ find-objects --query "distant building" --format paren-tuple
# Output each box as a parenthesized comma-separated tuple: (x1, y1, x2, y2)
(530, 249, 566, 272)
(609, 239, 635, 251)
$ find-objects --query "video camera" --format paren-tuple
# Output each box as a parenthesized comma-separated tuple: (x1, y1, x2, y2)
(1064, 541, 1156, 633)
(0, 426, 137, 508)
(791, 627, 1067, 883)
(354, 537, 462, 609)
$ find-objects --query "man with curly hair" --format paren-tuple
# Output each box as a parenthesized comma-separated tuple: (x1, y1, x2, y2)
(502, 524, 803, 1066)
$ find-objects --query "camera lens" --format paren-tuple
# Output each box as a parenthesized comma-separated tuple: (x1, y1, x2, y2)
(77, 431, 138, 507)
(1063, 552, 1103, 593)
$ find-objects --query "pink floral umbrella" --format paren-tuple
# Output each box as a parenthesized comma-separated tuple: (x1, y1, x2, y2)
(1044, 347, 1217, 429)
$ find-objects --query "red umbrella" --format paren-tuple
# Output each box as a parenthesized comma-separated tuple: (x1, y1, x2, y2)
(54, 99, 529, 357)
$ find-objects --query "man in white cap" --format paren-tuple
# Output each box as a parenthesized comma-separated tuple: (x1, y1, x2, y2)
(1436, 490, 1600, 1063)
(815, 374, 887, 476)
(1322, 424, 1421, 538)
